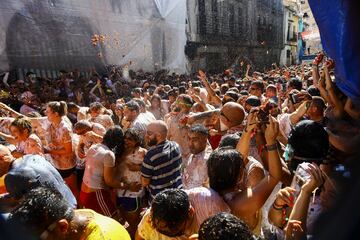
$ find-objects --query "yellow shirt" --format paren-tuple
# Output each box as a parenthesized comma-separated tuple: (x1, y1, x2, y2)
(78, 209, 130, 240)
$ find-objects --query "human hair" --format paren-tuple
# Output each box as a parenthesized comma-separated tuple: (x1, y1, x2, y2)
(89, 102, 104, 112)
(189, 124, 208, 137)
(168, 89, 178, 98)
(220, 84, 229, 95)
(245, 95, 261, 107)
(73, 120, 92, 135)
(288, 120, 329, 169)
(125, 100, 140, 113)
(311, 96, 326, 113)
(225, 91, 239, 102)
(151, 94, 162, 106)
(218, 133, 241, 149)
(133, 98, 146, 110)
(179, 94, 193, 107)
(10, 116, 32, 134)
(288, 78, 303, 91)
(8, 187, 74, 237)
(47, 101, 67, 116)
(229, 87, 239, 93)
(207, 148, 243, 192)
(102, 126, 125, 157)
(251, 80, 265, 92)
(240, 90, 249, 96)
(198, 212, 253, 240)
(266, 84, 277, 94)
(26, 111, 42, 118)
(67, 102, 79, 112)
(307, 85, 321, 96)
(132, 87, 142, 95)
(151, 189, 190, 231)
(178, 86, 186, 94)
(124, 127, 143, 147)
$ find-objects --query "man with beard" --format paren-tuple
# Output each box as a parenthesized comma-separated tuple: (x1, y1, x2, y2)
(140, 121, 183, 201)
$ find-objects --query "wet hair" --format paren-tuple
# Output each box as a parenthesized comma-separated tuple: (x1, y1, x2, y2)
(89, 102, 104, 112)
(125, 100, 140, 113)
(10, 116, 32, 134)
(179, 94, 194, 107)
(189, 124, 208, 137)
(207, 148, 243, 192)
(26, 111, 42, 118)
(178, 86, 186, 94)
(8, 187, 74, 237)
(220, 84, 229, 95)
(229, 87, 239, 93)
(245, 95, 261, 107)
(47, 101, 67, 116)
(307, 85, 321, 96)
(251, 80, 265, 92)
(102, 126, 125, 157)
(151, 189, 190, 231)
(288, 78, 303, 91)
(133, 98, 146, 110)
(266, 84, 277, 94)
(168, 89, 178, 98)
(311, 96, 326, 113)
(73, 120, 92, 135)
(240, 90, 249, 96)
(124, 127, 143, 147)
(225, 91, 239, 102)
(288, 120, 329, 170)
(151, 94, 162, 106)
(67, 102, 79, 112)
(132, 87, 142, 95)
(198, 212, 253, 240)
(218, 133, 241, 149)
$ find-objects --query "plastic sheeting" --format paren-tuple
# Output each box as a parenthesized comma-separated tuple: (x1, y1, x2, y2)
(309, 0, 360, 104)
(0, 0, 187, 75)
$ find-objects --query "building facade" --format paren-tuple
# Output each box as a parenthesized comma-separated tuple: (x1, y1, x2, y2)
(280, 0, 301, 66)
(186, 0, 284, 73)
(300, 0, 322, 55)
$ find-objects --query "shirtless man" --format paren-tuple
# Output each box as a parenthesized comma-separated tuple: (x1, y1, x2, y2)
(167, 94, 194, 161)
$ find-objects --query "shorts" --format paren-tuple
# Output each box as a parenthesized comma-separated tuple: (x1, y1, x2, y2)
(79, 189, 117, 217)
(76, 168, 85, 189)
(57, 167, 76, 179)
(116, 196, 142, 212)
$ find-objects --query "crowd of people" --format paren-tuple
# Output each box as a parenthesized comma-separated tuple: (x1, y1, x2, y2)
(0, 53, 359, 240)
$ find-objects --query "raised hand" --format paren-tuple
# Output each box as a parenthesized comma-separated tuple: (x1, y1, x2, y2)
(312, 52, 324, 66)
(265, 115, 279, 145)
(325, 59, 335, 69)
(198, 70, 207, 82)
(285, 220, 304, 240)
(274, 187, 296, 207)
(301, 164, 325, 194)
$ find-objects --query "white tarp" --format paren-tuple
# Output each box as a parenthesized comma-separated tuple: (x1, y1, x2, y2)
(0, 0, 187, 75)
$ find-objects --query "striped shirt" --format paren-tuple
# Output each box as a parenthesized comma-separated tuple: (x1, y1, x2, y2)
(141, 140, 183, 200)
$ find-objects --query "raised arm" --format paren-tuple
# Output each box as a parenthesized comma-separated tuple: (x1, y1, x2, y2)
(285, 164, 324, 240)
(236, 110, 257, 159)
(187, 109, 219, 126)
(198, 70, 222, 107)
(324, 61, 344, 118)
(0, 102, 23, 118)
(228, 116, 281, 216)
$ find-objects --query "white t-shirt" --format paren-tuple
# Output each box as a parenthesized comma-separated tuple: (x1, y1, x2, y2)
(83, 144, 115, 189)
